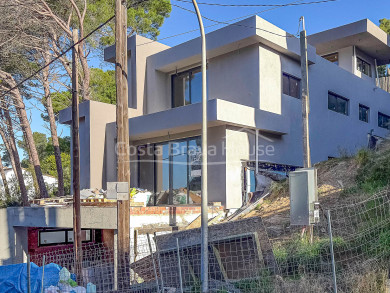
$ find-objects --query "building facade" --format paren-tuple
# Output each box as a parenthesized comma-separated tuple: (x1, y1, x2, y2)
(59, 17, 390, 209)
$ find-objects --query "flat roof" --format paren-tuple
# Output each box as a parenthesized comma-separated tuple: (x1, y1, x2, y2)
(308, 19, 390, 65)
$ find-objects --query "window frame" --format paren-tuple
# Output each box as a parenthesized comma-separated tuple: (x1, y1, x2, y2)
(378, 112, 390, 130)
(328, 92, 349, 116)
(356, 57, 372, 77)
(358, 104, 369, 123)
(137, 136, 201, 205)
(38, 229, 93, 247)
(282, 72, 301, 99)
(322, 52, 339, 65)
(171, 66, 202, 108)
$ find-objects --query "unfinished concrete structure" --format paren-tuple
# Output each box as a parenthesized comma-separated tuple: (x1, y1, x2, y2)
(59, 17, 390, 209)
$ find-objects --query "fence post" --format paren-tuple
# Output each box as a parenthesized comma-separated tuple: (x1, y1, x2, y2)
(154, 232, 165, 291)
(327, 210, 338, 293)
(41, 255, 46, 293)
(176, 238, 184, 293)
(27, 254, 31, 293)
(147, 233, 160, 292)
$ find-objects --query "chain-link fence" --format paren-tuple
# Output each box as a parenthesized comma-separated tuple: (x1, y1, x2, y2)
(1, 189, 390, 292)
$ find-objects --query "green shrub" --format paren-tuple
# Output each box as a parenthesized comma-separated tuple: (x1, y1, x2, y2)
(270, 179, 289, 198)
(355, 148, 370, 166)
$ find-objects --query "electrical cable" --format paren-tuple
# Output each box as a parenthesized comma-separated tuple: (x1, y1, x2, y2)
(0, 0, 148, 102)
(173, 0, 337, 7)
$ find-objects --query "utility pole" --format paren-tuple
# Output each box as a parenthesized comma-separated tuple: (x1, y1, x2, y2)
(71, 29, 82, 280)
(192, 0, 208, 292)
(300, 16, 311, 169)
(115, 0, 130, 288)
(300, 17, 314, 243)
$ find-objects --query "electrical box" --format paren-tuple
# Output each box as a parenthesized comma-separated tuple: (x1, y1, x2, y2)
(107, 182, 129, 200)
(289, 168, 319, 225)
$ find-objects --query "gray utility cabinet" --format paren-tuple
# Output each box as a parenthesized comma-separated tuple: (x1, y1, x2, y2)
(289, 168, 319, 226)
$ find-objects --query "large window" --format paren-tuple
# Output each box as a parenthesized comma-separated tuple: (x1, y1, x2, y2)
(39, 229, 92, 246)
(378, 112, 390, 129)
(322, 53, 339, 65)
(328, 92, 349, 115)
(357, 57, 371, 77)
(138, 137, 201, 205)
(282, 73, 300, 99)
(359, 104, 369, 123)
(172, 67, 202, 108)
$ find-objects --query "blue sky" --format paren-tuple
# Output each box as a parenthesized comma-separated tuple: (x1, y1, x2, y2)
(26, 0, 388, 141)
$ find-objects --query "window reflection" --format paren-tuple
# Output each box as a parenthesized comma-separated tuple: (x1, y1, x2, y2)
(138, 137, 202, 205)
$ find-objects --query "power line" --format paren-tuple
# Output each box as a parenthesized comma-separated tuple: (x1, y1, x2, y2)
(136, 1, 298, 47)
(173, 0, 337, 7)
(171, 3, 298, 37)
(140, 0, 327, 47)
(0, 0, 147, 103)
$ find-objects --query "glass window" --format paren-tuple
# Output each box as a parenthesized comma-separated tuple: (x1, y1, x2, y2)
(138, 137, 202, 205)
(172, 67, 202, 107)
(39, 231, 66, 245)
(359, 104, 369, 123)
(39, 229, 92, 246)
(155, 143, 170, 204)
(171, 141, 188, 204)
(68, 230, 91, 243)
(188, 138, 202, 204)
(322, 53, 339, 65)
(378, 112, 390, 129)
(138, 145, 155, 192)
(282, 73, 300, 99)
(328, 92, 348, 115)
(357, 57, 371, 77)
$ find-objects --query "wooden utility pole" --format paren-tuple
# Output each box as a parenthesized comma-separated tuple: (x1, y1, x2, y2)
(71, 29, 82, 280)
(115, 0, 130, 288)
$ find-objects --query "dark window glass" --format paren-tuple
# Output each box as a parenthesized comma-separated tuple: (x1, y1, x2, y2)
(359, 104, 369, 123)
(172, 67, 203, 107)
(328, 92, 348, 115)
(378, 112, 390, 129)
(357, 57, 371, 77)
(282, 73, 301, 99)
(323, 53, 339, 65)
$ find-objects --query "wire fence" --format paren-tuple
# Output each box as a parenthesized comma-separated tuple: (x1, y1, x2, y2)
(1, 189, 390, 292)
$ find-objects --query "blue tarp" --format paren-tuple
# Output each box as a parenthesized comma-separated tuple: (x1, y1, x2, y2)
(0, 262, 61, 293)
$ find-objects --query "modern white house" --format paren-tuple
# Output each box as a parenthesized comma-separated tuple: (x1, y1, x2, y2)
(59, 16, 390, 209)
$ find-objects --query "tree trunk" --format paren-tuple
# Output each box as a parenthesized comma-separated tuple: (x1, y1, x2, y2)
(0, 71, 48, 198)
(0, 154, 10, 200)
(43, 51, 65, 197)
(73, 32, 90, 101)
(15, 104, 49, 198)
(22, 131, 40, 196)
(0, 111, 28, 206)
(0, 130, 18, 179)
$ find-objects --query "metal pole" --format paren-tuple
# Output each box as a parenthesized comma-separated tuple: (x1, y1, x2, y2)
(255, 129, 259, 175)
(147, 233, 160, 292)
(191, 1, 208, 292)
(41, 255, 45, 293)
(27, 254, 31, 293)
(176, 238, 184, 293)
(374, 59, 379, 87)
(154, 232, 165, 292)
(327, 210, 338, 293)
